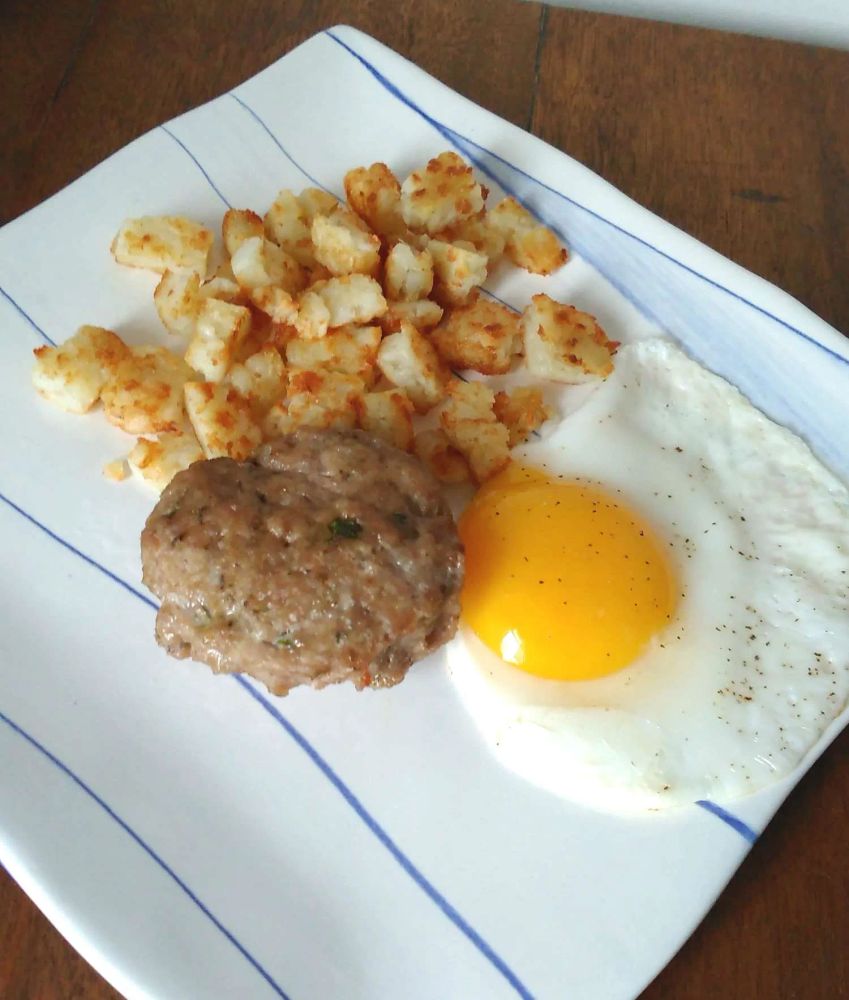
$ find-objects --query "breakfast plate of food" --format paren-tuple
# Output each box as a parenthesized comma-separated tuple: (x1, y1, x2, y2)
(1, 24, 848, 1000)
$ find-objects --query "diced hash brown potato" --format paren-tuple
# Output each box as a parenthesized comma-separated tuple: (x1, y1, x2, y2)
(430, 298, 520, 375)
(222, 209, 264, 258)
(226, 345, 286, 416)
(32, 325, 130, 414)
(292, 290, 331, 340)
(311, 208, 381, 277)
(230, 236, 305, 293)
(428, 239, 488, 306)
(128, 428, 204, 492)
(489, 197, 568, 275)
(441, 378, 497, 424)
(281, 369, 364, 432)
(436, 212, 505, 261)
(400, 152, 485, 234)
(298, 188, 340, 220)
(357, 389, 414, 451)
(414, 428, 470, 484)
(344, 163, 406, 239)
(154, 271, 201, 338)
(379, 298, 443, 334)
(264, 189, 315, 267)
(315, 274, 387, 328)
(442, 418, 510, 483)
(286, 325, 381, 384)
(184, 299, 252, 382)
(111, 216, 213, 275)
(101, 346, 193, 434)
(384, 242, 434, 302)
(493, 387, 552, 446)
(249, 285, 298, 324)
(199, 275, 244, 304)
(184, 381, 262, 460)
(376, 321, 447, 413)
(521, 294, 618, 383)
(102, 457, 129, 481)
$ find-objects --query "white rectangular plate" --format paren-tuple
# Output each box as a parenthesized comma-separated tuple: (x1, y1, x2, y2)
(1, 25, 848, 1000)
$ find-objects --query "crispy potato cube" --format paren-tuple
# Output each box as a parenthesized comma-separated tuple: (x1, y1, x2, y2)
(286, 325, 381, 385)
(489, 197, 568, 275)
(102, 457, 130, 482)
(344, 163, 406, 239)
(32, 325, 129, 414)
(264, 189, 315, 267)
(292, 290, 331, 340)
(299, 188, 340, 219)
(282, 369, 364, 431)
(431, 298, 520, 375)
(379, 298, 444, 333)
(263, 401, 296, 437)
(128, 428, 204, 492)
(249, 285, 298, 324)
(413, 429, 469, 484)
(311, 207, 381, 277)
(400, 152, 485, 234)
(317, 274, 388, 329)
(442, 418, 511, 483)
(154, 271, 201, 338)
(428, 239, 488, 305)
(376, 321, 447, 413)
(357, 389, 414, 451)
(184, 299, 252, 382)
(199, 274, 244, 304)
(436, 212, 506, 261)
(226, 345, 286, 416)
(184, 381, 261, 459)
(384, 242, 434, 301)
(111, 215, 213, 275)
(222, 209, 264, 258)
(101, 346, 193, 434)
(441, 378, 497, 423)
(521, 294, 618, 383)
(493, 387, 552, 446)
(230, 236, 305, 293)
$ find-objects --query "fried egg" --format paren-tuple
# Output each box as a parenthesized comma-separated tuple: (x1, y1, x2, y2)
(448, 338, 849, 812)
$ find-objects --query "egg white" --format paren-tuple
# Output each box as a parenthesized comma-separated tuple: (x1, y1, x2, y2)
(447, 338, 849, 812)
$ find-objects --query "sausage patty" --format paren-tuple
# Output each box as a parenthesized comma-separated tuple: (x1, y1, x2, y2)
(141, 428, 464, 695)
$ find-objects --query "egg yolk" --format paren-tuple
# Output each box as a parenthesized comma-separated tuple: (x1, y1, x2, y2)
(459, 465, 678, 681)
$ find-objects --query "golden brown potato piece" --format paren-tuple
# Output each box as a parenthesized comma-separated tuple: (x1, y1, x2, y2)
(128, 428, 205, 492)
(489, 197, 568, 275)
(357, 389, 415, 452)
(32, 326, 130, 414)
(101, 346, 193, 434)
(184, 299, 253, 382)
(222, 209, 265, 258)
(264, 190, 316, 267)
(225, 345, 287, 417)
(184, 381, 262, 460)
(154, 271, 201, 338)
(230, 237, 305, 294)
(379, 298, 444, 334)
(439, 379, 510, 483)
(521, 294, 618, 383)
(413, 429, 470, 484)
(286, 325, 381, 385)
(384, 242, 434, 302)
(376, 321, 448, 413)
(430, 298, 521, 375)
(344, 163, 407, 239)
(111, 216, 213, 275)
(493, 387, 552, 446)
(400, 152, 485, 234)
(436, 212, 505, 261)
(311, 207, 381, 277)
(294, 275, 388, 339)
(428, 239, 488, 306)
(265, 370, 365, 435)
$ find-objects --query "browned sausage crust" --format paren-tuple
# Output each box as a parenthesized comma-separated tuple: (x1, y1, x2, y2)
(141, 428, 463, 695)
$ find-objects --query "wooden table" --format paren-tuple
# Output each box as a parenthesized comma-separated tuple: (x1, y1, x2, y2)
(2, 1, 848, 997)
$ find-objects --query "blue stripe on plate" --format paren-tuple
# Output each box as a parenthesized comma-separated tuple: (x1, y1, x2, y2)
(0, 486, 535, 999)
(0, 707, 291, 1000)
(228, 93, 333, 195)
(160, 124, 232, 209)
(696, 801, 758, 844)
(1, 285, 55, 346)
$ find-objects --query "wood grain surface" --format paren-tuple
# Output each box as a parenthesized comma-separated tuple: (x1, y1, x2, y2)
(1, 1, 848, 998)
